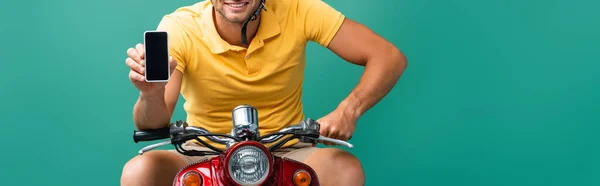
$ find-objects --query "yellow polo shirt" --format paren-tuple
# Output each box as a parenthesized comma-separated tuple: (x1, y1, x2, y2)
(156, 0, 345, 148)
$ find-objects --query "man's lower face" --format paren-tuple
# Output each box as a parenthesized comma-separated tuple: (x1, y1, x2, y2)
(213, 0, 259, 23)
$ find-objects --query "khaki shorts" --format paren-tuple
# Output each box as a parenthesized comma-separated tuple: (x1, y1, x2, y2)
(169, 141, 320, 164)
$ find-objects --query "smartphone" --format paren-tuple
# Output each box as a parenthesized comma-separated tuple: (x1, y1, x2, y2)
(143, 31, 170, 82)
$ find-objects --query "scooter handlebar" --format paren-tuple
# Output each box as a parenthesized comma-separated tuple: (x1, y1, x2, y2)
(133, 118, 354, 155)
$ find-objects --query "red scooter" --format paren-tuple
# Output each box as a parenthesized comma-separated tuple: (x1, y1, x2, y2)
(133, 105, 354, 186)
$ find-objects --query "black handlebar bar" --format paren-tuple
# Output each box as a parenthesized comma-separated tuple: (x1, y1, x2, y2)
(133, 118, 354, 156)
(133, 127, 170, 143)
(133, 118, 329, 155)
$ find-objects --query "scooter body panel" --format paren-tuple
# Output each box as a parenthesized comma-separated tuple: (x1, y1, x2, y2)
(173, 155, 320, 186)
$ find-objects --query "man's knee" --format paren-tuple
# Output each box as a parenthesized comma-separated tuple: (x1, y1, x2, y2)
(121, 155, 149, 185)
(120, 151, 187, 186)
(305, 148, 365, 186)
(332, 149, 365, 184)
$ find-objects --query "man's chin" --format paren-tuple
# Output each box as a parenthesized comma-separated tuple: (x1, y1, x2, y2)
(216, 9, 253, 24)
(225, 16, 251, 24)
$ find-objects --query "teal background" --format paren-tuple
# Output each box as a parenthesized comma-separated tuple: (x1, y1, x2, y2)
(1, 0, 599, 185)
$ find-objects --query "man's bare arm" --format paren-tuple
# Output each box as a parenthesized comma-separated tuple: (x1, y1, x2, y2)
(126, 43, 183, 130)
(327, 18, 408, 119)
(132, 70, 183, 130)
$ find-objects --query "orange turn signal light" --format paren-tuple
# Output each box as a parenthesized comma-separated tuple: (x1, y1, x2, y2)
(183, 172, 201, 186)
(293, 170, 311, 186)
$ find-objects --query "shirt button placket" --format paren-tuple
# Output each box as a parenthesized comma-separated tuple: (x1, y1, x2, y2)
(245, 54, 254, 74)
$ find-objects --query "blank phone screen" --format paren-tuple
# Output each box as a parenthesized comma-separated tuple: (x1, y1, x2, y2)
(144, 31, 169, 81)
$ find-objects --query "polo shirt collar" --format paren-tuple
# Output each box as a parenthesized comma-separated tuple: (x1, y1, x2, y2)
(200, 3, 281, 54)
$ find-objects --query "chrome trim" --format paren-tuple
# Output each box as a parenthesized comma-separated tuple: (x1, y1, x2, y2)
(317, 136, 354, 148)
(138, 140, 172, 155)
(227, 145, 270, 185)
(293, 169, 312, 185)
(182, 171, 202, 185)
(232, 105, 260, 140)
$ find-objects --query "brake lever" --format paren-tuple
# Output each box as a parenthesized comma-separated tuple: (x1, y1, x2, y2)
(138, 140, 172, 155)
(299, 118, 354, 148)
(317, 136, 354, 149)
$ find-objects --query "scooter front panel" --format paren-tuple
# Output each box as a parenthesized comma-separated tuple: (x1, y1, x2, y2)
(277, 157, 320, 186)
(173, 157, 224, 186)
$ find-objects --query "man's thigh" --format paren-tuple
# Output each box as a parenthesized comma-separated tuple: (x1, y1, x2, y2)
(273, 142, 320, 162)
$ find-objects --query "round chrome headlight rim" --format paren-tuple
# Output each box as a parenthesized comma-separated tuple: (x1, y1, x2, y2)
(224, 142, 274, 186)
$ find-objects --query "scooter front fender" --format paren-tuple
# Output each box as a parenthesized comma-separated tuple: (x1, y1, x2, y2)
(173, 156, 320, 186)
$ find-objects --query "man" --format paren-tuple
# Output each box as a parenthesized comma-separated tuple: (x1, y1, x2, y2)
(121, 0, 407, 185)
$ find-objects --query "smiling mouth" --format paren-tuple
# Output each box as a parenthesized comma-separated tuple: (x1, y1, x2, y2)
(226, 2, 249, 8)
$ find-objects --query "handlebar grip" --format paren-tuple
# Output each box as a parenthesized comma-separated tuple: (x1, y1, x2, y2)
(133, 127, 170, 143)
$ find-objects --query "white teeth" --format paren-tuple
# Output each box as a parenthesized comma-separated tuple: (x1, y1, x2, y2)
(231, 4, 244, 7)
(228, 3, 245, 8)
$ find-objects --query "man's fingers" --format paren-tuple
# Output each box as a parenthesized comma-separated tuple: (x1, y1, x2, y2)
(136, 43, 145, 60)
(327, 127, 340, 146)
(319, 125, 329, 138)
(127, 48, 141, 62)
(129, 70, 145, 82)
(340, 133, 352, 141)
(321, 126, 337, 146)
(126, 58, 145, 75)
(328, 127, 339, 137)
(317, 119, 332, 146)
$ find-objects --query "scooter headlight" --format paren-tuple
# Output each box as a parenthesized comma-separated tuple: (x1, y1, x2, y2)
(227, 145, 270, 185)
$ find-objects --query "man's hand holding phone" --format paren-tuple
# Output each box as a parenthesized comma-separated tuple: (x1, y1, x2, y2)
(125, 43, 177, 97)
